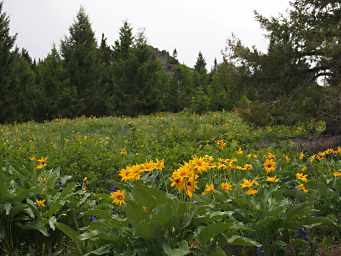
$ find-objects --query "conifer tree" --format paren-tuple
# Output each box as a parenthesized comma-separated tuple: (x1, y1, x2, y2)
(0, 1, 18, 122)
(113, 21, 133, 59)
(36, 46, 73, 119)
(169, 48, 179, 64)
(194, 51, 207, 74)
(193, 51, 208, 89)
(61, 7, 104, 116)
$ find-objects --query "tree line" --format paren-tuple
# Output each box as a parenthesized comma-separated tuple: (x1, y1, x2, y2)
(0, 1, 340, 134)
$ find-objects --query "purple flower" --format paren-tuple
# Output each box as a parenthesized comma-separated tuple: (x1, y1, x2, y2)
(89, 215, 97, 222)
(110, 186, 117, 192)
(297, 228, 308, 241)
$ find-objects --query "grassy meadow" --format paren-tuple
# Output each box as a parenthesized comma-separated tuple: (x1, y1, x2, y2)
(1, 112, 340, 255)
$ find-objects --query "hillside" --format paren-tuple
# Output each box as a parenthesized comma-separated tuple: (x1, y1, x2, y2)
(1, 112, 340, 255)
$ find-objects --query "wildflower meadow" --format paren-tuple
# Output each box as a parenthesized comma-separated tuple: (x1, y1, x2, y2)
(0, 112, 340, 255)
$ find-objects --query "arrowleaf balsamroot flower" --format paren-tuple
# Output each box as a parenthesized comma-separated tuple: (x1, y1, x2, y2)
(221, 182, 233, 191)
(243, 164, 253, 171)
(296, 184, 308, 193)
(240, 179, 258, 189)
(296, 173, 308, 183)
(215, 139, 226, 151)
(333, 171, 341, 177)
(35, 199, 46, 208)
(266, 176, 279, 183)
(31, 156, 48, 169)
(263, 158, 276, 174)
(299, 152, 305, 160)
(111, 190, 125, 206)
(120, 148, 128, 156)
(245, 188, 258, 196)
(202, 183, 215, 195)
(236, 147, 244, 155)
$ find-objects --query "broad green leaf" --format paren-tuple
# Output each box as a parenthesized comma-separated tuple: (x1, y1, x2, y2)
(163, 241, 191, 256)
(197, 223, 232, 243)
(227, 235, 260, 247)
(56, 222, 79, 243)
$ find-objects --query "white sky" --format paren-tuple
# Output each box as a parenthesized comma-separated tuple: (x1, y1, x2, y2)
(3, 0, 291, 68)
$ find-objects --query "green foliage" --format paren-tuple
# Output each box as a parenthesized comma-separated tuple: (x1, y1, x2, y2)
(61, 7, 104, 117)
(0, 165, 88, 255)
(208, 61, 242, 111)
(0, 113, 341, 255)
(189, 88, 210, 114)
(317, 85, 341, 134)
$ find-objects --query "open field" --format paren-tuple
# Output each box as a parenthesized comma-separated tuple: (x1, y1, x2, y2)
(1, 112, 340, 255)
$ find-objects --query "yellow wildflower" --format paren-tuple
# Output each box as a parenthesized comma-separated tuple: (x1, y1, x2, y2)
(118, 168, 132, 182)
(191, 156, 210, 174)
(266, 176, 279, 183)
(33, 156, 48, 169)
(202, 183, 215, 196)
(299, 152, 304, 160)
(186, 176, 197, 198)
(220, 182, 233, 191)
(333, 171, 341, 177)
(170, 176, 185, 191)
(283, 154, 290, 162)
(245, 189, 258, 196)
(142, 161, 155, 172)
(263, 159, 276, 174)
(243, 164, 253, 171)
(267, 152, 276, 160)
(35, 199, 46, 208)
(236, 147, 244, 155)
(240, 179, 257, 189)
(82, 176, 89, 192)
(120, 148, 128, 156)
(215, 139, 226, 151)
(110, 190, 125, 206)
(296, 173, 308, 183)
(296, 184, 308, 193)
(315, 152, 325, 161)
(154, 159, 165, 171)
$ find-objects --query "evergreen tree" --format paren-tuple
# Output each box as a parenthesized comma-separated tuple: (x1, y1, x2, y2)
(193, 51, 208, 89)
(111, 24, 167, 115)
(212, 58, 218, 73)
(98, 33, 114, 114)
(165, 64, 194, 112)
(208, 60, 241, 111)
(61, 7, 104, 116)
(172, 49, 178, 60)
(194, 51, 207, 74)
(99, 33, 113, 65)
(12, 51, 38, 122)
(169, 48, 179, 64)
(113, 21, 133, 59)
(36, 46, 73, 119)
(0, 1, 18, 122)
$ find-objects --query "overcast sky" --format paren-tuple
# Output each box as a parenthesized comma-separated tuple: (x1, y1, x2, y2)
(3, 0, 291, 68)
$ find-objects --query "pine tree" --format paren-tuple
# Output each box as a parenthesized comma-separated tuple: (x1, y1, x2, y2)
(0, 1, 18, 122)
(12, 51, 38, 122)
(169, 48, 179, 64)
(99, 33, 112, 65)
(113, 21, 133, 59)
(194, 51, 207, 74)
(61, 7, 104, 116)
(111, 24, 167, 115)
(193, 51, 208, 89)
(172, 49, 178, 60)
(36, 46, 73, 119)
